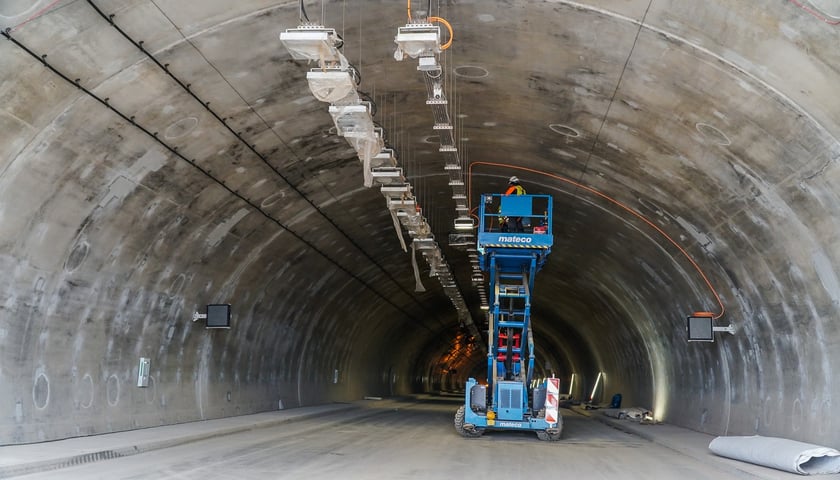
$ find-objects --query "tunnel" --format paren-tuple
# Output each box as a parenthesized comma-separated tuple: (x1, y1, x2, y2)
(1, 0, 839, 456)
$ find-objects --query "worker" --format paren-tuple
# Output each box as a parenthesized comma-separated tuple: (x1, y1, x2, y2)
(500, 176, 526, 232)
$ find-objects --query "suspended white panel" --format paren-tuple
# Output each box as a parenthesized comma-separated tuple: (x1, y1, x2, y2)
(280, 26, 342, 63)
(329, 103, 375, 138)
(393, 24, 441, 61)
(454, 216, 475, 230)
(413, 238, 437, 251)
(381, 182, 412, 194)
(371, 148, 398, 169)
(306, 69, 356, 103)
(371, 167, 405, 185)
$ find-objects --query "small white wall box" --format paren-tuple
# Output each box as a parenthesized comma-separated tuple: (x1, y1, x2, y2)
(206, 304, 231, 329)
(137, 357, 151, 387)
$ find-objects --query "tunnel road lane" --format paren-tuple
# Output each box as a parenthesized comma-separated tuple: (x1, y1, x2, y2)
(11, 395, 829, 480)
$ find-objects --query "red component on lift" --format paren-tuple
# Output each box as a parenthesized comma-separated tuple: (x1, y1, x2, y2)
(497, 332, 522, 362)
(497, 332, 521, 348)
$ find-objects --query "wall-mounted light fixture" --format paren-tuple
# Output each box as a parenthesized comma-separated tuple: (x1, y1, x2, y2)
(193, 304, 231, 329)
(589, 371, 604, 402)
(687, 312, 735, 342)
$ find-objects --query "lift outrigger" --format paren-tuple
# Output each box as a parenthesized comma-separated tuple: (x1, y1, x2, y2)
(454, 193, 562, 441)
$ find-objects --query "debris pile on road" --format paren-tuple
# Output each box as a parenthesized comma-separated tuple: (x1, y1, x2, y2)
(602, 407, 658, 424)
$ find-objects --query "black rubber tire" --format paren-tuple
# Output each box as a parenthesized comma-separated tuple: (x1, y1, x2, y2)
(454, 405, 484, 438)
(536, 427, 562, 441)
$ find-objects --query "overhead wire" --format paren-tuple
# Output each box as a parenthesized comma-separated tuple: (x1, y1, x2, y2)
(85, 0, 447, 324)
(0, 28, 444, 333)
(299, 0, 310, 22)
(570, 0, 652, 221)
(358, 0, 363, 79)
(428, 17, 453, 50)
(406, 0, 452, 46)
(479, 0, 719, 319)
(406, 0, 453, 50)
(467, 161, 726, 320)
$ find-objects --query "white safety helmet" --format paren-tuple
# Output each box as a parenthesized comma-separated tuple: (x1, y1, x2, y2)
(509, 176, 519, 184)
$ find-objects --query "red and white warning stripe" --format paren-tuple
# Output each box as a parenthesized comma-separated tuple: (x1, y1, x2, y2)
(545, 377, 560, 426)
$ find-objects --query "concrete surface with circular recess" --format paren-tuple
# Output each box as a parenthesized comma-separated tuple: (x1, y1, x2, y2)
(1, 0, 840, 462)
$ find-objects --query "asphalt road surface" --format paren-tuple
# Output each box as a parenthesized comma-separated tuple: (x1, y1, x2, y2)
(15, 395, 784, 479)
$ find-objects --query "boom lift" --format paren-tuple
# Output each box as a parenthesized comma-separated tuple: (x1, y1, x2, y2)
(454, 193, 562, 441)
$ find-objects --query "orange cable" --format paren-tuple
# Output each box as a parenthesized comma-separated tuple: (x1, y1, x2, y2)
(406, 2, 453, 49)
(428, 16, 453, 50)
(468, 161, 725, 319)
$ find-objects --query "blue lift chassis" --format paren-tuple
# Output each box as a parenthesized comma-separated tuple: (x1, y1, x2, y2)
(454, 193, 562, 441)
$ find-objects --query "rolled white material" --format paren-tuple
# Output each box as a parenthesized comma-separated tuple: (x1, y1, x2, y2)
(709, 435, 840, 475)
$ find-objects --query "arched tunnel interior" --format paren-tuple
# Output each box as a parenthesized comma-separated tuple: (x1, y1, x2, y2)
(2, 0, 840, 448)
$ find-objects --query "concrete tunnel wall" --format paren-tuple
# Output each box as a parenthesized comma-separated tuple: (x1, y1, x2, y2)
(2, 0, 840, 447)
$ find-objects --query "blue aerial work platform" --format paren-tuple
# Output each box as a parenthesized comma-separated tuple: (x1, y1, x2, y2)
(454, 193, 562, 441)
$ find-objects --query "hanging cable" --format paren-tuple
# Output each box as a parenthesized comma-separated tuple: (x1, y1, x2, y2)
(0, 29, 450, 334)
(573, 0, 652, 207)
(428, 16, 453, 50)
(468, 161, 726, 320)
(348, 63, 360, 85)
(85, 0, 446, 324)
(299, 0, 310, 22)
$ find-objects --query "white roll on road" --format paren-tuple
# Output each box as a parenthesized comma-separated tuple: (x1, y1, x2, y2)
(709, 435, 840, 475)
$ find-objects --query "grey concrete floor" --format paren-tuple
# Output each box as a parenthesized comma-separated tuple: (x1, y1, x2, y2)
(6, 395, 834, 480)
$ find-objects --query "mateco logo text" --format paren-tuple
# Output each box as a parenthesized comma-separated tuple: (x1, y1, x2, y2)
(498, 235, 532, 243)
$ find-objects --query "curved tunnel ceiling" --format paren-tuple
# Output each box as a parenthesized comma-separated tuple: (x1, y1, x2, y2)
(1, 0, 840, 446)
